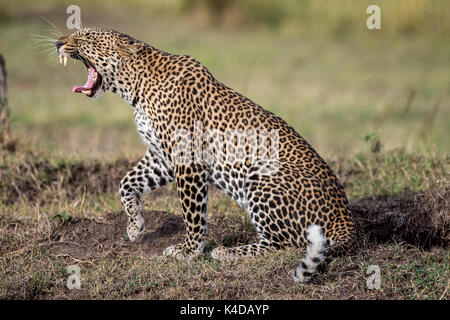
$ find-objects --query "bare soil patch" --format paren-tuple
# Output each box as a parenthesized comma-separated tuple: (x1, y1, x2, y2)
(50, 211, 185, 259)
(49, 210, 257, 260)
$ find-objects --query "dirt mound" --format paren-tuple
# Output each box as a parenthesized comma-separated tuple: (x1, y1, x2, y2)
(351, 185, 449, 248)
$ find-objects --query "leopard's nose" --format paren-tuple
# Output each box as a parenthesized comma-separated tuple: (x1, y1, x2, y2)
(55, 40, 66, 51)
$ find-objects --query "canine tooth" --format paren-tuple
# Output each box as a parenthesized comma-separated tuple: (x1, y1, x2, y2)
(63, 56, 68, 66)
(59, 54, 62, 64)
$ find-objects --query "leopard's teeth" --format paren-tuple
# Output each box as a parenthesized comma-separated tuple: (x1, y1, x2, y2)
(59, 54, 62, 64)
(63, 56, 68, 66)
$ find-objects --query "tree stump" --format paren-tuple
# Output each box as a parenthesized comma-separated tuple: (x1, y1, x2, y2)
(0, 54, 12, 148)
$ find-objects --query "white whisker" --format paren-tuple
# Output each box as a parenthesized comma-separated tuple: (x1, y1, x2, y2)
(41, 16, 64, 37)
(33, 45, 56, 52)
(45, 28, 62, 38)
(38, 47, 57, 55)
(31, 39, 57, 44)
(31, 34, 57, 41)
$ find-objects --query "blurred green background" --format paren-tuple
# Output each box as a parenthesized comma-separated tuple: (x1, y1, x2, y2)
(0, 0, 449, 160)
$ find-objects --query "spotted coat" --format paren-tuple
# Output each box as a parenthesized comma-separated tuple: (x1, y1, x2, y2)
(56, 28, 356, 282)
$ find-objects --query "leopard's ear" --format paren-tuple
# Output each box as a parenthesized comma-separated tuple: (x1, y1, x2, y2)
(116, 41, 145, 59)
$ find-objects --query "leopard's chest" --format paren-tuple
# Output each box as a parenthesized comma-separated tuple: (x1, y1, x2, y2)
(133, 109, 167, 160)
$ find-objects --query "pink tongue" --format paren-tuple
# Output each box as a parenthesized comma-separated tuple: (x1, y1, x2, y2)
(72, 67, 96, 93)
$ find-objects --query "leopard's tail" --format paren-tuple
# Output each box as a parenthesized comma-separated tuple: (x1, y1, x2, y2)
(293, 224, 327, 283)
(293, 223, 356, 283)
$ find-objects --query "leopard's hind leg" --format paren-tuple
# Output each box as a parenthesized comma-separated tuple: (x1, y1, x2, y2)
(211, 240, 277, 261)
(211, 166, 300, 260)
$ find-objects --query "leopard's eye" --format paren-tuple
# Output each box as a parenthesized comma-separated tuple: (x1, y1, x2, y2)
(75, 36, 89, 42)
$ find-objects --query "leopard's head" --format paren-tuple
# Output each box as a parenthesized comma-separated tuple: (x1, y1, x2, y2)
(55, 27, 145, 98)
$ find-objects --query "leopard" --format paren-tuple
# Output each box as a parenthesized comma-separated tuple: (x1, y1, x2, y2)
(55, 27, 356, 282)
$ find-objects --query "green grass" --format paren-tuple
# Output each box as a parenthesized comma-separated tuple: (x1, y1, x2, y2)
(338, 150, 449, 199)
(0, 147, 448, 299)
(0, 1, 449, 159)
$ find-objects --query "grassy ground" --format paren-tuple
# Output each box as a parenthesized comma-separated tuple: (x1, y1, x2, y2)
(1, 148, 448, 299)
(0, 1, 449, 299)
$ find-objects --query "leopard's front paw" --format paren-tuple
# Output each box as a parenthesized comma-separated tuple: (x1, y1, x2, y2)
(163, 243, 202, 261)
(126, 215, 145, 242)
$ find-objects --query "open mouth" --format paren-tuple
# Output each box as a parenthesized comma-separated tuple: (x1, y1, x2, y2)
(59, 53, 102, 97)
